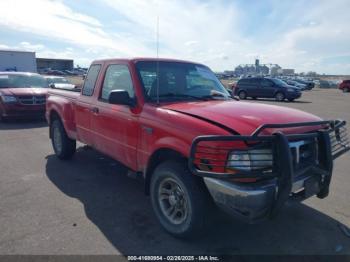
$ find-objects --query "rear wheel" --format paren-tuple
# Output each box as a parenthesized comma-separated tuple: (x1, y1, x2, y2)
(238, 90, 247, 100)
(275, 92, 285, 102)
(51, 119, 76, 160)
(344, 87, 350, 93)
(150, 160, 210, 238)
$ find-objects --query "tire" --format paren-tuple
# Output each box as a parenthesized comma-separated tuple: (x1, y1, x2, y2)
(238, 90, 247, 100)
(344, 87, 349, 93)
(288, 98, 295, 102)
(150, 160, 210, 238)
(275, 92, 285, 102)
(252, 97, 257, 100)
(51, 119, 76, 160)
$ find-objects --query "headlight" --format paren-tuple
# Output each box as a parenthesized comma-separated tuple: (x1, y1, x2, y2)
(287, 88, 296, 92)
(227, 149, 273, 171)
(1, 95, 17, 103)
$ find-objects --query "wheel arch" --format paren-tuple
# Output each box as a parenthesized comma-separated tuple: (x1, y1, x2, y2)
(144, 148, 187, 195)
(49, 110, 62, 139)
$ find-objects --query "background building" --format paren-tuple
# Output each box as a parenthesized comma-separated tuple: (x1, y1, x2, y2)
(36, 58, 73, 71)
(234, 59, 276, 77)
(0, 50, 37, 72)
(280, 69, 295, 75)
(233, 59, 295, 77)
(270, 65, 282, 76)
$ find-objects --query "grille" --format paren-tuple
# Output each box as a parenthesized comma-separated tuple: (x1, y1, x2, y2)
(289, 139, 317, 172)
(17, 95, 46, 105)
(330, 125, 349, 157)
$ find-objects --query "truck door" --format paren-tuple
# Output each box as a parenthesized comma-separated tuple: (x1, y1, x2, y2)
(91, 64, 139, 170)
(75, 64, 101, 145)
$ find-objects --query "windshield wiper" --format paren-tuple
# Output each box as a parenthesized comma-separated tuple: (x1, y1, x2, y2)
(155, 93, 209, 101)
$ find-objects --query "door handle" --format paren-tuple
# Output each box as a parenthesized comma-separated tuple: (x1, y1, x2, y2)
(91, 107, 99, 114)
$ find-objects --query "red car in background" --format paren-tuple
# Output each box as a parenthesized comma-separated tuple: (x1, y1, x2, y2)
(0, 72, 48, 121)
(339, 80, 350, 92)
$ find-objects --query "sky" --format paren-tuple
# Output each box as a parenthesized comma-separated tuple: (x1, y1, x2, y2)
(0, 0, 349, 74)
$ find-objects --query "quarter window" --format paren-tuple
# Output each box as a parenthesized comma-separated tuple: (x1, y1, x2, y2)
(101, 64, 135, 101)
(82, 64, 101, 96)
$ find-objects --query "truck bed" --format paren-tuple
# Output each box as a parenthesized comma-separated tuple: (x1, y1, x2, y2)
(48, 87, 80, 100)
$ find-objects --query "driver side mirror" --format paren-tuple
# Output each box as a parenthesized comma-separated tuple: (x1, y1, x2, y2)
(108, 90, 135, 107)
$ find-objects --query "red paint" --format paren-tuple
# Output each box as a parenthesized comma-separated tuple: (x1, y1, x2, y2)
(0, 73, 48, 119)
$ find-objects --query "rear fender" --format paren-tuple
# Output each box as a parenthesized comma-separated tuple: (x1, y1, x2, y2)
(47, 98, 76, 139)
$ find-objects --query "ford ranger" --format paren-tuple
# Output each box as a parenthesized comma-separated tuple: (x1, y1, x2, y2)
(46, 58, 349, 238)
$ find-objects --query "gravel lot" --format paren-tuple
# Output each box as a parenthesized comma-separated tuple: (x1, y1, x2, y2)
(0, 88, 349, 255)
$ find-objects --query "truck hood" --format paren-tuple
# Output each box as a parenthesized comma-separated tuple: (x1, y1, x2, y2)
(162, 100, 323, 135)
(0, 88, 48, 96)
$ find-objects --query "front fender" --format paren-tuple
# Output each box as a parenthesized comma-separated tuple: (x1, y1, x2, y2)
(151, 136, 191, 158)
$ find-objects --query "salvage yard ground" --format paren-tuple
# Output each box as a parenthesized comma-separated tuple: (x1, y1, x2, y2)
(0, 89, 349, 255)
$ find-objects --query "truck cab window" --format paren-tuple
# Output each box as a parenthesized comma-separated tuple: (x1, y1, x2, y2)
(82, 64, 101, 96)
(101, 64, 135, 101)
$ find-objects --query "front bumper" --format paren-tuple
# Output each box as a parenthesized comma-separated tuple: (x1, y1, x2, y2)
(203, 172, 323, 223)
(1, 103, 45, 119)
(189, 120, 349, 222)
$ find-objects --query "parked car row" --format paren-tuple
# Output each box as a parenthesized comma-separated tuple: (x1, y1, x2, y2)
(276, 76, 315, 90)
(44, 76, 76, 90)
(38, 68, 88, 76)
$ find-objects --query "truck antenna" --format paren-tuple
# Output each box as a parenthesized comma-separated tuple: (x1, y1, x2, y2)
(156, 16, 160, 105)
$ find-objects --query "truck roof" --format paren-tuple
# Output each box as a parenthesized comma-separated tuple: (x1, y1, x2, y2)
(91, 57, 206, 67)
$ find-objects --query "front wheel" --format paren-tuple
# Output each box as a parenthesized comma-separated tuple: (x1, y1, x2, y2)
(51, 119, 76, 160)
(150, 160, 210, 238)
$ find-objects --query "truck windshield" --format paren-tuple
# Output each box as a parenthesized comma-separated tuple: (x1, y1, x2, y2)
(136, 61, 230, 101)
(0, 74, 47, 88)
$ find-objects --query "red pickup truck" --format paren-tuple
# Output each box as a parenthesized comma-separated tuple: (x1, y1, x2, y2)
(46, 58, 349, 238)
(0, 72, 48, 121)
